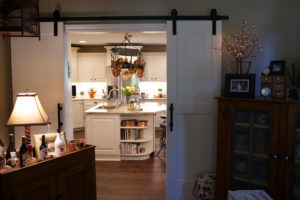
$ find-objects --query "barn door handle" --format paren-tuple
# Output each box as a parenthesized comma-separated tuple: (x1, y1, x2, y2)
(169, 104, 174, 132)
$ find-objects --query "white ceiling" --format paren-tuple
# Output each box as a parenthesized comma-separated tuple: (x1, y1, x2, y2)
(69, 31, 167, 45)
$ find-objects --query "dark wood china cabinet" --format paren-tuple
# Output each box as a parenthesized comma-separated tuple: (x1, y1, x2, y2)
(216, 97, 300, 200)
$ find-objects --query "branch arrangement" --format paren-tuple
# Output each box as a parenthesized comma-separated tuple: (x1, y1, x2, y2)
(223, 18, 262, 61)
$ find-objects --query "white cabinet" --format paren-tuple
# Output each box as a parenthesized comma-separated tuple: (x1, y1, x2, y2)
(72, 100, 84, 129)
(120, 114, 155, 160)
(85, 114, 120, 161)
(141, 99, 167, 127)
(77, 53, 106, 82)
(71, 48, 79, 82)
(141, 52, 166, 82)
(83, 99, 107, 124)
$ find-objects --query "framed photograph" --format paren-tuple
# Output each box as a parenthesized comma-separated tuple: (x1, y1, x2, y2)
(224, 74, 256, 98)
(33, 132, 66, 160)
(270, 60, 285, 75)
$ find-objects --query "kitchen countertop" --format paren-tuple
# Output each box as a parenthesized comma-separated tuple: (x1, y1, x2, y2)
(85, 102, 166, 114)
(72, 97, 107, 101)
(73, 97, 166, 101)
(140, 98, 167, 100)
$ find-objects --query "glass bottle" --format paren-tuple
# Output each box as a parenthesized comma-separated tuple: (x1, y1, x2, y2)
(6, 152, 19, 168)
(54, 132, 66, 157)
(6, 134, 16, 160)
(19, 136, 29, 167)
(39, 135, 48, 161)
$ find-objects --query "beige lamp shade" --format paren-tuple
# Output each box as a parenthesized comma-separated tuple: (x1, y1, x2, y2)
(7, 93, 49, 126)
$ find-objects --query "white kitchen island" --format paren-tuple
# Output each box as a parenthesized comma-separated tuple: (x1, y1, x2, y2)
(85, 102, 166, 161)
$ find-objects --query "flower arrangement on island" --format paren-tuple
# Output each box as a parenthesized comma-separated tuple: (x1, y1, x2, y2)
(223, 17, 262, 74)
(121, 86, 135, 104)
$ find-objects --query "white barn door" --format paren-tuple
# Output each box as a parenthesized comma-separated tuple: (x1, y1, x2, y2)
(166, 21, 222, 199)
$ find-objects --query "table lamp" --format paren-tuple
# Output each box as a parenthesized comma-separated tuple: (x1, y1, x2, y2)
(7, 92, 49, 144)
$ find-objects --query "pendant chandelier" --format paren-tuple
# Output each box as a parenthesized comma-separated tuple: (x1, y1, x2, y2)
(111, 33, 146, 79)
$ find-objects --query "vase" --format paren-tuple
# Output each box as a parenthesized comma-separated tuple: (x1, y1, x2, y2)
(236, 59, 242, 74)
(126, 95, 130, 105)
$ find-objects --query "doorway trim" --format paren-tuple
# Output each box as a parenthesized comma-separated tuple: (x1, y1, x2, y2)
(65, 23, 167, 34)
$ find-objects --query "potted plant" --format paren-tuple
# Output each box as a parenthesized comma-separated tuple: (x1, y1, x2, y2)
(158, 88, 163, 98)
(88, 88, 97, 98)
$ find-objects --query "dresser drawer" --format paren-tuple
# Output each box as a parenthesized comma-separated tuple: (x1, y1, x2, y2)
(261, 83, 272, 89)
(261, 75, 273, 83)
(272, 84, 284, 90)
(272, 90, 285, 98)
(272, 75, 285, 83)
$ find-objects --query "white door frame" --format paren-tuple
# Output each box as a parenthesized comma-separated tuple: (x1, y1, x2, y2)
(65, 23, 167, 34)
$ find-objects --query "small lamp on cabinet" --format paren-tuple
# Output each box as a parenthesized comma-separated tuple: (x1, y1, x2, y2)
(6, 93, 49, 144)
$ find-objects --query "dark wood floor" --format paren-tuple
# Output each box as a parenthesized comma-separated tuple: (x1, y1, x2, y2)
(74, 129, 166, 200)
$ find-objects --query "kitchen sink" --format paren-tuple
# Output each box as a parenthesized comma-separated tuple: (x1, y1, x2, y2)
(97, 105, 118, 109)
(96, 102, 119, 110)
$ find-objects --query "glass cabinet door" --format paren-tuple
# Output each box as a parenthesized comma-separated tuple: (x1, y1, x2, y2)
(293, 114, 300, 200)
(232, 109, 271, 192)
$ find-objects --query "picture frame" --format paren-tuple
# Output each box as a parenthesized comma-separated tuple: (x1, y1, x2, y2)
(224, 74, 256, 98)
(269, 60, 285, 75)
(33, 132, 66, 160)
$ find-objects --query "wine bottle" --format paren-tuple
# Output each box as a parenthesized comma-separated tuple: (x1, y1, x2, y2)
(19, 136, 30, 167)
(54, 132, 66, 157)
(39, 135, 48, 161)
(27, 144, 33, 157)
(6, 134, 16, 160)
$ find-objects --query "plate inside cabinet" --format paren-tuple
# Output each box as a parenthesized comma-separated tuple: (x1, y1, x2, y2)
(261, 87, 271, 97)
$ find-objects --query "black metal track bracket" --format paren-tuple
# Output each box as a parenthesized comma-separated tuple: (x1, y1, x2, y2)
(40, 9, 228, 36)
(53, 10, 60, 36)
(171, 9, 177, 35)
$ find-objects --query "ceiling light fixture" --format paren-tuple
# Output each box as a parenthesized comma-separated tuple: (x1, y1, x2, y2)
(79, 40, 87, 43)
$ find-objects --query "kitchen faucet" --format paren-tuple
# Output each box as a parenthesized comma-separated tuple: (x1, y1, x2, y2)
(108, 89, 120, 105)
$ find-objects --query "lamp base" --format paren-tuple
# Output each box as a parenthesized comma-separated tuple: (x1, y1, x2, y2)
(25, 125, 31, 144)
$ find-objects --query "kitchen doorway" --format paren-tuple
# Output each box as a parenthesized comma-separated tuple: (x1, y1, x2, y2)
(66, 23, 168, 199)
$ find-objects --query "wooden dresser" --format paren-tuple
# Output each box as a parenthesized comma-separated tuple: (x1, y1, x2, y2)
(0, 145, 96, 200)
(216, 97, 300, 200)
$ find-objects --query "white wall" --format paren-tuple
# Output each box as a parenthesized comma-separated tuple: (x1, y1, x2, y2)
(11, 22, 66, 147)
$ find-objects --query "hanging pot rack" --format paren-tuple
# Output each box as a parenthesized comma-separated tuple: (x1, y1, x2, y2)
(110, 33, 141, 57)
(110, 33, 145, 78)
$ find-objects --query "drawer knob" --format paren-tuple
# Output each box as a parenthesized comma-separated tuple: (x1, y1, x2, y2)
(270, 154, 279, 159)
(284, 155, 294, 161)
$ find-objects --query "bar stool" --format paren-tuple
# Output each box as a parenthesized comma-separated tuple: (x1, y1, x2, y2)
(157, 115, 167, 156)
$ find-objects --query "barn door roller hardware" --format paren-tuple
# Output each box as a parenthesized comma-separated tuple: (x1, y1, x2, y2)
(40, 9, 228, 36)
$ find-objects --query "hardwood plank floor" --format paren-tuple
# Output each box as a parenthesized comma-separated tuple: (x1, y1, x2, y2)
(74, 129, 166, 200)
